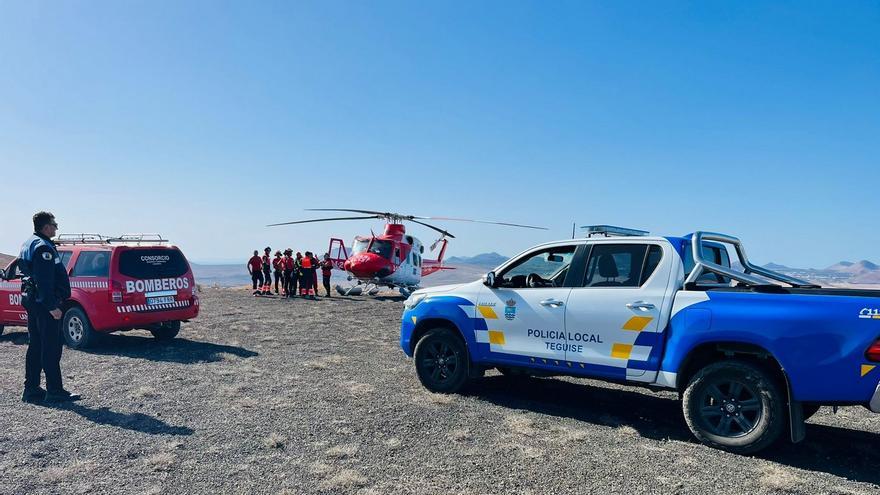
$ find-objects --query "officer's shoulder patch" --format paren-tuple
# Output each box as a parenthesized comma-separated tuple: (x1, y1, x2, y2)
(42, 252, 53, 260)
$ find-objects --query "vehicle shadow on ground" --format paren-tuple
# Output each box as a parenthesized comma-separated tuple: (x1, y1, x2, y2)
(41, 403, 194, 436)
(82, 334, 259, 364)
(0, 330, 29, 345)
(468, 376, 880, 485)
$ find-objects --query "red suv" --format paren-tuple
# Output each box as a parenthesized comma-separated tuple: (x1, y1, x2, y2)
(0, 234, 199, 349)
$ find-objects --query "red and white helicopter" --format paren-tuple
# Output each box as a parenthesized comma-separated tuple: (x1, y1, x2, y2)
(268, 209, 546, 297)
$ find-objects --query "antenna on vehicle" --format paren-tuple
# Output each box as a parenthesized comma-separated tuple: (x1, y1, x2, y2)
(571, 222, 576, 239)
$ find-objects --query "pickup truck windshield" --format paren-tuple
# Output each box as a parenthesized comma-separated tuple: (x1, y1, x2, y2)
(499, 246, 576, 288)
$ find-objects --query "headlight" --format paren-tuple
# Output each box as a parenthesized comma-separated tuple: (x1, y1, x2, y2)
(404, 293, 428, 310)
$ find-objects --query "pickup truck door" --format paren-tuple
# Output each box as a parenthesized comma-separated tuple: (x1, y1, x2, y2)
(565, 241, 675, 382)
(475, 244, 583, 365)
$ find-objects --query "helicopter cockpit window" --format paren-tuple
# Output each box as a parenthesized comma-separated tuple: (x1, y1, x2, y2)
(352, 239, 370, 255)
(369, 240, 393, 259)
(497, 245, 577, 288)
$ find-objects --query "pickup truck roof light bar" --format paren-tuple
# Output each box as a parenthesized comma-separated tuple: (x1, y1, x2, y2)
(581, 225, 649, 237)
(686, 231, 819, 289)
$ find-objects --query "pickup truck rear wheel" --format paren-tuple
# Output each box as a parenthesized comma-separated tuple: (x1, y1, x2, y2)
(414, 328, 470, 394)
(683, 360, 785, 454)
(62, 307, 98, 350)
(150, 321, 181, 341)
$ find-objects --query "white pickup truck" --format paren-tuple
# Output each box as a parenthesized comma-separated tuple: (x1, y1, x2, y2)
(399, 226, 880, 453)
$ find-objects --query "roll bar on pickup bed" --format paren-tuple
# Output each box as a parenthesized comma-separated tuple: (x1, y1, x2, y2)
(685, 231, 819, 289)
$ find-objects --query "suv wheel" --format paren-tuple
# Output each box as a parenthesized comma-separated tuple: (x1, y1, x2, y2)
(63, 307, 97, 349)
(414, 328, 470, 393)
(682, 360, 785, 454)
(150, 321, 181, 341)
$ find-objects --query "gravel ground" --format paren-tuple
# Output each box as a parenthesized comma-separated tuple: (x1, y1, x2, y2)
(1, 288, 879, 495)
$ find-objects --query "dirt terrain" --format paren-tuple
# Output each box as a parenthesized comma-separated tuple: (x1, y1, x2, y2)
(1, 288, 879, 494)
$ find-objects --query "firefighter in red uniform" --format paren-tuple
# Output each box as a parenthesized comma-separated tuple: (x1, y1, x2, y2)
(300, 252, 315, 299)
(320, 253, 334, 297)
(272, 251, 284, 295)
(282, 249, 295, 297)
(247, 250, 263, 294)
(261, 247, 272, 295)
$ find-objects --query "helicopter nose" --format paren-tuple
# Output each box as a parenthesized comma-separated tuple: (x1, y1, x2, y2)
(345, 253, 394, 279)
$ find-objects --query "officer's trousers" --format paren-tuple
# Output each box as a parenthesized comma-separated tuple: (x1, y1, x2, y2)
(322, 275, 331, 296)
(251, 271, 263, 290)
(25, 307, 64, 393)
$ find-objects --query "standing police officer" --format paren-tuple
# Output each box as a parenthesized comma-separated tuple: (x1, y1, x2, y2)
(19, 211, 80, 403)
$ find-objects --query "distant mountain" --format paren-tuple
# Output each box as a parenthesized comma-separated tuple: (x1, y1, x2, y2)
(445, 252, 508, 266)
(763, 262, 793, 271)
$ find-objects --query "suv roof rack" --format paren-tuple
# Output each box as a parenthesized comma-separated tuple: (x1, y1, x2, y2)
(581, 225, 649, 237)
(55, 233, 113, 245)
(55, 233, 169, 246)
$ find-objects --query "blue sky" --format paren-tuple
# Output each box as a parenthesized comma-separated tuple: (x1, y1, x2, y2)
(1, 1, 877, 266)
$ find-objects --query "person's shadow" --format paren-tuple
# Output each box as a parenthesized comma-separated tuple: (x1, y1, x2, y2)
(0, 329, 29, 346)
(40, 402, 193, 436)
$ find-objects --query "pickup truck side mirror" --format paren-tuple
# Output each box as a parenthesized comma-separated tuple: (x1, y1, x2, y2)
(0, 268, 6, 281)
(482, 271, 496, 288)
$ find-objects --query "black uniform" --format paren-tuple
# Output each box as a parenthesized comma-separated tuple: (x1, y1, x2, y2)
(19, 233, 71, 395)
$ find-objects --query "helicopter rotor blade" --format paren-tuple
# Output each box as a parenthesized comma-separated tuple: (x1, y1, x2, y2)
(409, 219, 456, 239)
(267, 215, 382, 227)
(306, 208, 390, 216)
(414, 216, 548, 230)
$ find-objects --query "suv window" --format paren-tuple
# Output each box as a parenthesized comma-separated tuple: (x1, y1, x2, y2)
(117, 249, 188, 279)
(71, 251, 111, 277)
(58, 251, 74, 269)
(583, 244, 661, 288)
(498, 245, 576, 288)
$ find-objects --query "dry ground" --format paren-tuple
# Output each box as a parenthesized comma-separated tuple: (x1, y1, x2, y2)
(1, 288, 879, 494)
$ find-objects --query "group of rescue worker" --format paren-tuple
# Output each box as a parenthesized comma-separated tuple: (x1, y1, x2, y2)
(247, 247, 333, 299)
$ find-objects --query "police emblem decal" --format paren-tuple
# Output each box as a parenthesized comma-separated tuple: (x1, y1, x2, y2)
(42, 252, 53, 260)
(504, 299, 517, 320)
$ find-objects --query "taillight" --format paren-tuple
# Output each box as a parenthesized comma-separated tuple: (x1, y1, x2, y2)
(866, 339, 880, 362)
(109, 280, 124, 303)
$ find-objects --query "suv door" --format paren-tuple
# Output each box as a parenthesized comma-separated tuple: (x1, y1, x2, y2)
(565, 241, 674, 381)
(475, 243, 584, 366)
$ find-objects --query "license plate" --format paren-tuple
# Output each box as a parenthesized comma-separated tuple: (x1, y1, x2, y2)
(147, 296, 175, 306)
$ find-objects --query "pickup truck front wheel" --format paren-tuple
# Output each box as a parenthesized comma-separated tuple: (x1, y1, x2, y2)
(683, 360, 785, 454)
(414, 328, 470, 394)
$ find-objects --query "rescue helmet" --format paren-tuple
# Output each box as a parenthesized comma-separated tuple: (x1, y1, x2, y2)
(284, 248, 293, 255)
(275, 251, 282, 256)
(264, 246, 271, 252)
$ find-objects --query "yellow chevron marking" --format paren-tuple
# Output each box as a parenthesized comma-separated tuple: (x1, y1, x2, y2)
(623, 316, 654, 332)
(861, 364, 876, 377)
(488, 330, 505, 345)
(411, 316, 417, 324)
(478, 305, 498, 319)
(611, 343, 633, 360)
